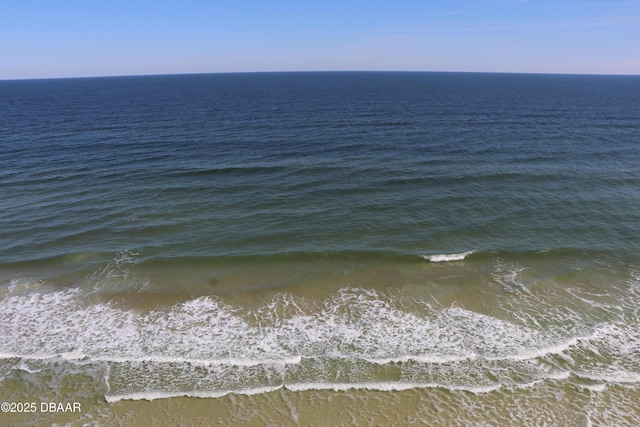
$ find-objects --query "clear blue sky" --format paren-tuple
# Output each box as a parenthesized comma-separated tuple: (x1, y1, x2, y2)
(2, 0, 639, 79)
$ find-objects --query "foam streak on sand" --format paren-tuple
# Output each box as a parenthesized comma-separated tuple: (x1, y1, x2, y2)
(104, 382, 505, 403)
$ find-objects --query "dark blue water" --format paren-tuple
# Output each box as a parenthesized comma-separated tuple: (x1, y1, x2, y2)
(1, 72, 639, 266)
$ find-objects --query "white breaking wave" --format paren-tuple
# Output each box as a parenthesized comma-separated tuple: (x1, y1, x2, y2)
(2, 281, 638, 402)
(104, 382, 505, 403)
(0, 286, 626, 366)
(423, 250, 474, 262)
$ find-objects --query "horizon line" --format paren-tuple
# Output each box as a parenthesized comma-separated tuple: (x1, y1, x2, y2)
(2, 69, 639, 82)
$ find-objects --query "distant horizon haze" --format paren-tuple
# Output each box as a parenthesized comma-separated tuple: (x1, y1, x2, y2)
(3, 69, 640, 83)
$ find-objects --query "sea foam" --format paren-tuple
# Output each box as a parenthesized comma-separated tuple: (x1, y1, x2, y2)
(423, 251, 474, 262)
(2, 283, 638, 400)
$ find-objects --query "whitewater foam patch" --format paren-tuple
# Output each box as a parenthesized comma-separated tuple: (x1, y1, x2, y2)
(0, 286, 602, 367)
(104, 385, 283, 403)
(363, 353, 476, 365)
(2, 284, 639, 401)
(105, 381, 506, 402)
(575, 370, 640, 385)
(423, 251, 474, 262)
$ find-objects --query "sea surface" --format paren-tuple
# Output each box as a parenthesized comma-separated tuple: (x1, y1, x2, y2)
(1, 72, 639, 426)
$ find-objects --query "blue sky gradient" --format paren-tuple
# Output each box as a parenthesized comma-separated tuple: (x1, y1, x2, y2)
(2, 0, 639, 79)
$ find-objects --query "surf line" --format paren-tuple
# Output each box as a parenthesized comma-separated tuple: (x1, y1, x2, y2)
(423, 251, 474, 263)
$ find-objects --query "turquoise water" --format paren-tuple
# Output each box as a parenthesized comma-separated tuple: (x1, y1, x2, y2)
(1, 72, 639, 425)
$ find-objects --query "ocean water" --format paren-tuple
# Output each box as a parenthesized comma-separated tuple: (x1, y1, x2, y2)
(1, 72, 639, 426)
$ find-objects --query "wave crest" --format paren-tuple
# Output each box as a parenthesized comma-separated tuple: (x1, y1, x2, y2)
(423, 251, 474, 262)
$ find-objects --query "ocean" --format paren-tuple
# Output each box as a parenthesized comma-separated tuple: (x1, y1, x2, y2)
(1, 72, 639, 426)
